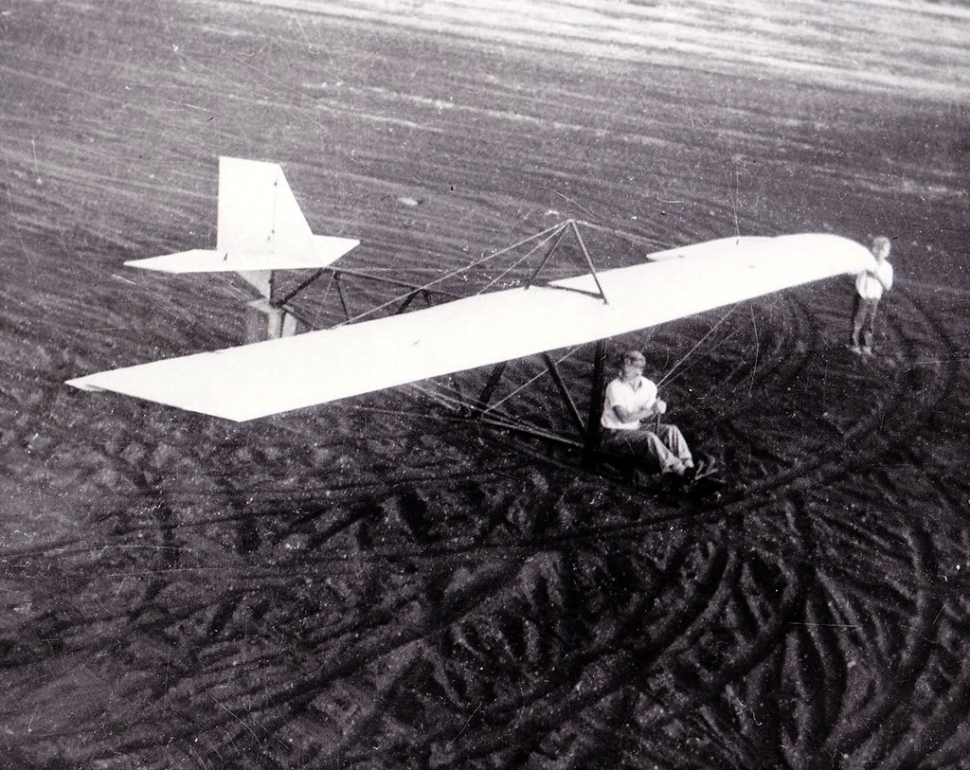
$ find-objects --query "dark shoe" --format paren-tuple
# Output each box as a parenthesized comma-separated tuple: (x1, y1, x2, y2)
(695, 458, 714, 479)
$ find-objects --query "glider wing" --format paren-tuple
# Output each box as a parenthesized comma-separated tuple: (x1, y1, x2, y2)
(66, 233, 872, 421)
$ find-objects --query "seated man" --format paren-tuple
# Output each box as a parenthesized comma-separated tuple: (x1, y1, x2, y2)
(600, 349, 702, 480)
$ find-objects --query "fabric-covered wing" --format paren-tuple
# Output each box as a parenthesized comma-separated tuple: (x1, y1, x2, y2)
(66, 233, 873, 421)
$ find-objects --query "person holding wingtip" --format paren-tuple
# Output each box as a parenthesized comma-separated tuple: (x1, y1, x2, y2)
(849, 236, 893, 355)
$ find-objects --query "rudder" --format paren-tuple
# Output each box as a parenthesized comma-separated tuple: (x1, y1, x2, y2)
(216, 157, 315, 256)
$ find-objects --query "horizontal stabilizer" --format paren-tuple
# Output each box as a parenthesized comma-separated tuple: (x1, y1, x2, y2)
(124, 236, 360, 273)
(66, 234, 872, 422)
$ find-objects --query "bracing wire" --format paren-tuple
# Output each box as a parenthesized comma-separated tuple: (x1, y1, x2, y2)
(406, 344, 585, 437)
(572, 219, 668, 251)
(408, 382, 470, 413)
(308, 271, 338, 329)
(482, 346, 582, 414)
(474, 222, 570, 295)
(747, 302, 760, 396)
(337, 221, 571, 326)
(656, 304, 738, 388)
(409, 382, 555, 438)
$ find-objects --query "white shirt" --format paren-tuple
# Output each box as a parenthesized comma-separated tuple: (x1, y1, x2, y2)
(856, 259, 893, 300)
(601, 375, 657, 430)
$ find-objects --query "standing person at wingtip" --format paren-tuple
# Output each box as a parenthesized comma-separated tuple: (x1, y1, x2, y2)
(850, 236, 894, 355)
(600, 349, 705, 481)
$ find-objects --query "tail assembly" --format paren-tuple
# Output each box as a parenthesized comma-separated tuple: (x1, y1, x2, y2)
(124, 157, 359, 287)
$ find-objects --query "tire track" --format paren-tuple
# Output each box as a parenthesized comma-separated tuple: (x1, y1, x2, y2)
(4, 1, 967, 764)
(436, 280, 965, 767)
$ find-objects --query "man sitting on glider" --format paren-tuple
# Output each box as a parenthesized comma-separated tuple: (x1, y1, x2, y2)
(600, 349, 710, 483)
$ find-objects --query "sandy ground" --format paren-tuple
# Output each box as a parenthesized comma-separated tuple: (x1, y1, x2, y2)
(1, 1, 969, 768)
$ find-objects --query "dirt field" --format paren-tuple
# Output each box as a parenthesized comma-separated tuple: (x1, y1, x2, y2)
(2, 1, 969, 768)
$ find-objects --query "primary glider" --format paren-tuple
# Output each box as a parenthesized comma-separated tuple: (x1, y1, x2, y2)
(67, 158, 876, 422)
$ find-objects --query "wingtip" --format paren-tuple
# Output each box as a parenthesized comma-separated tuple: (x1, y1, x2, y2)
(65, 376, 102, 392)
(124, 250, 219, 273)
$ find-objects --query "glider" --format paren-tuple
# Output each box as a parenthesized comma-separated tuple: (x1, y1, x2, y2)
(67, 158, 875, 425)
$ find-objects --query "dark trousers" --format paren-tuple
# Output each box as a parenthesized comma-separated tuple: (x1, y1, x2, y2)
(601, 424, 693, 473)
(851, 295, 880, 348)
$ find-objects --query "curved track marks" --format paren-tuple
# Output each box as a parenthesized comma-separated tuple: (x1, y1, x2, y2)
(19, 290, 966, 766)
(3, 1, 969, 764)
(3, 264, 966, 769)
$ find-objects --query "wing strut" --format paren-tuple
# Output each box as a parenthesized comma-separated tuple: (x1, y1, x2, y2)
(542, 353, 587, 437)
(523, 222, 571, 288)
(473, 362, 508, 419)
(275, 269, 326, 308)
(583, 339, 608, 470)
(524, 219, 611, 304)
(569, 220, 610, 304)
(460, 345, 598, 452)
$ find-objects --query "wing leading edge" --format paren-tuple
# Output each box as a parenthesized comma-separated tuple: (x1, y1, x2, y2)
(66, 233, 873, 421)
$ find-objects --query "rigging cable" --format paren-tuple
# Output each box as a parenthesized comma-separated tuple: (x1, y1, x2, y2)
(656, 304, 738, 388)
(336, 221, 570, 326)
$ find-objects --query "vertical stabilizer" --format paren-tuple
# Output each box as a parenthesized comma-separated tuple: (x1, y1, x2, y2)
(216, 157, 315, 256)
(124, 157, 359, 275)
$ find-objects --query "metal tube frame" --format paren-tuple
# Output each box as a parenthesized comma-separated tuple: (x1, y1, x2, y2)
(255, 221, 617, 462)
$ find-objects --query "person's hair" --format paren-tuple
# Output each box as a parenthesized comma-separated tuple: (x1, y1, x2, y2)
(872, 236, 891, 256)
(622, 350, 646, 366)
